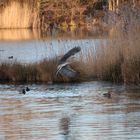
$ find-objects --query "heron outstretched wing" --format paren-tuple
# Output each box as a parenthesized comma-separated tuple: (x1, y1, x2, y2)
(59, 46, 81, 64)
(56, 47, 81, 79)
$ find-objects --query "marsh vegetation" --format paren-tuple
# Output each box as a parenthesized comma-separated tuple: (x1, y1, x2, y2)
(0, 1, 140, 139)
(0, 1, 140, 85)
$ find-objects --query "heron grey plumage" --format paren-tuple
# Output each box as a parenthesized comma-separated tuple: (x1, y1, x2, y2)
(56, 62, 78, 78)
(56, 47, 81, 78)
(59, 47, 81, 64)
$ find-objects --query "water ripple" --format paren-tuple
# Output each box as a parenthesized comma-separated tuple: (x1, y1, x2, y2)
(0, 81, 140, 140)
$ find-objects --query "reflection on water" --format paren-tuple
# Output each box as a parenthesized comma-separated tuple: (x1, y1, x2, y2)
(0, 29, 40, 41)
(0, 28, 108, 63)
(0, 27, 106, 41)
(59, 117, 70, 140)
(0, 82, 140, 140)
(0, 38, 106, 63)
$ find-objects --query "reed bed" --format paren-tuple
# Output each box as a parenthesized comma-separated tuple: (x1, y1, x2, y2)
(0, 0, 139, 30)
(0, 0, 107, 30)
(0, 0, 39, 29)
(0, 4, 139, 85)
(0, 58, 58, 83)
(75, 4, 140, 85)
(0, 25, 139, 84)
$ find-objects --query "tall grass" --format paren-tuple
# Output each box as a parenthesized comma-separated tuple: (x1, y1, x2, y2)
(61, 4, 140, 84)
(0, 4, 139, 85)
(0, 0, 139, 30)
(0, 58, 58, 83)
(0, 0, 108, 29)
(77, 4, 140, 85)
(0, 0, 39, 29)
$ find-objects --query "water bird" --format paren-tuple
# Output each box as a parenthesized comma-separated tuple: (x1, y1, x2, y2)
(19, 89, 26, 94)
(56, 62, 79, 78)
(19, 87, 30, 94)
(59, 46, 81, 64)
(26, 87, 30, 91)
(56, 47, 81, 78)
(8, 56, 13, 59)
(103, 91, 112, 98)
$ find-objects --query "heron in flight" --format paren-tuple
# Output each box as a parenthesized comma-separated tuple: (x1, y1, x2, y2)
(56, 47, 81, 78)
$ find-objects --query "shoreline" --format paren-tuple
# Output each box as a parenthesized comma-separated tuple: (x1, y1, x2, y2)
(0, 2, 140, 85)
(0, 1, 139, 30)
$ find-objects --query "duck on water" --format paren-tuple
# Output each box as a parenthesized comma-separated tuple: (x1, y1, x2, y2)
(19, 87, 30, 94)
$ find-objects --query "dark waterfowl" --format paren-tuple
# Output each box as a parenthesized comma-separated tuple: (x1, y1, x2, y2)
(26, 87, 30, 91)
(8, 56, 13, 59)
(103, 91, 112, 98)
(19, 87, 30, 95)
(20, 89, 26, 94)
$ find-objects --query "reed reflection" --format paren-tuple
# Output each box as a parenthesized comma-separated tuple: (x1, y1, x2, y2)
(59, 116, 71, 140)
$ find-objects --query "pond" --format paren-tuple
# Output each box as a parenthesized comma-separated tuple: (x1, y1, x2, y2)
(0, 29, 140, 140)
(0, 82, 140, 140)
(0, 28, 106, 63)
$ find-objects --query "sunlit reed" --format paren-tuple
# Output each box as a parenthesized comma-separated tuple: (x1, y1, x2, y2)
(0, 0, 39, 29)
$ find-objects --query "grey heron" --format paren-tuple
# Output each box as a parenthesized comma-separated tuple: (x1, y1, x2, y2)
(56, 47, 81, 78)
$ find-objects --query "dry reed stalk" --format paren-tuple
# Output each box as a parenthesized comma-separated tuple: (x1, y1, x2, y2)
(0, 0, 39, 29)
(36, 58, 58, 82)
(0, 3, 139, 84)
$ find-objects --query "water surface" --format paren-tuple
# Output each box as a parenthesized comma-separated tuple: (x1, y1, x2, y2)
(0, 81, 140, 140)
(0, 28, 107, 63)
(0, 28, 139, 140)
